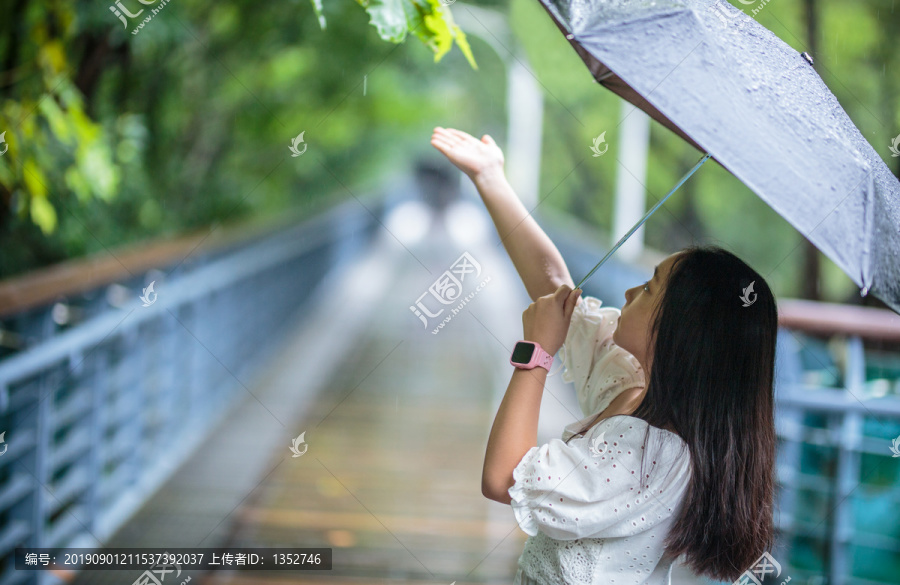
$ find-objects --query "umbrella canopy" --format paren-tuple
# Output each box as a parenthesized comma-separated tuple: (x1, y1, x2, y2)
(536, 0, 900, 314)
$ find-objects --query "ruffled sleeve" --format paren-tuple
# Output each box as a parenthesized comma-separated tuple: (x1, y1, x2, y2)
(507, 416, 691, 541)
(558, 295, 646, 418)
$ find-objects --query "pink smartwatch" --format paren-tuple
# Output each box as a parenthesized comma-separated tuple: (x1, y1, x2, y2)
(510, 340, 554, 371)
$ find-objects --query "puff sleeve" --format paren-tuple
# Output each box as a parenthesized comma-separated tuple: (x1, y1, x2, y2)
(507, 416, 691, 541)
(558, 295, 646, 418)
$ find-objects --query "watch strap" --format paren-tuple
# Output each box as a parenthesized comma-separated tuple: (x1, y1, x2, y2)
(534, 345, 554, 370)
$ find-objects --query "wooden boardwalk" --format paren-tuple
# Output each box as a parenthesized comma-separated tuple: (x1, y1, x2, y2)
(66, 204, 706, 585)
(204, 218, 532, 584)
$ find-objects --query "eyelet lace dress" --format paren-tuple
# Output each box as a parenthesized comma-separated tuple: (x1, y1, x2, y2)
(508, 295, 692, 585)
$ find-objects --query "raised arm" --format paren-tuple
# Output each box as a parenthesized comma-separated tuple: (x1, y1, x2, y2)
(431, 127, 579, 303)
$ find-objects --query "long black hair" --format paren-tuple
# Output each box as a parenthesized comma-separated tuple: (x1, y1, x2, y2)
(626, 244, 778, 581)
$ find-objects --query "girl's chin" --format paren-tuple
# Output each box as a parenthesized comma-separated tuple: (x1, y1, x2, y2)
(612, 328, 630, 353)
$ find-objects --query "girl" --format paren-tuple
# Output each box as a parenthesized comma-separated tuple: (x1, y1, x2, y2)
(430, 127, 779, 584)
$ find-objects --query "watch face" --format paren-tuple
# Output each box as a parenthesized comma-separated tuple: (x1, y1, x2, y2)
(511, 342, 536, 364)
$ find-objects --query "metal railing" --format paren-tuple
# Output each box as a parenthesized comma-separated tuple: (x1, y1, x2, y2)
(774, 301, 900, 585)
(0, 192, 383, 585)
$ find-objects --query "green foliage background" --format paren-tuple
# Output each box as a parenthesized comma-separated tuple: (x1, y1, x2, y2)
(0, 0, 487, 276)
(0, 0, 897, 308)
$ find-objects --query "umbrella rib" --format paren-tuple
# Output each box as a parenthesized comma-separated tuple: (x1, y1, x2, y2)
(575, 152, 712, 290)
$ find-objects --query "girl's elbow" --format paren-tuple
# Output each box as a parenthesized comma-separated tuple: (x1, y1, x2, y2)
(481, 477, 498, 500)
(482, 475, 514, 504)
(495, 491, 512, 505)
(482, 486, 512, 505)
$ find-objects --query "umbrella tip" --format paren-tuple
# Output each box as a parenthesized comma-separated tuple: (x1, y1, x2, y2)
(800, 51, 814, 66)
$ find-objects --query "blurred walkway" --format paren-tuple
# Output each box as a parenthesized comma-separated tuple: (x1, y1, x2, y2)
(203, 200, 540, 584)
(71, 193, 704, 585)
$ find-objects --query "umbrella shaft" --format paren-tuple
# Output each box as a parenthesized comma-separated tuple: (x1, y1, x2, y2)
(575, 152, 712, 290)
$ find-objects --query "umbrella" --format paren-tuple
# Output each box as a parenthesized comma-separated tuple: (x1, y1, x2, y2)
(538, 0, 900, 314)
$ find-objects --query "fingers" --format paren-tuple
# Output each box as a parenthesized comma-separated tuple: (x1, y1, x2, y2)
(555, 284, 571, 295)
(538, 284, 571, 302)
(565, 288, 582, 319)
(521, 302, 535, 325)
(445, 128, 475, 142)
(432, 128, 464, 149)
(430, 135, 454, 152)
(431, 127, 459, 151)
(556, 285, 578, 312)
(553, 284, 574, 304)
(433, 127, 495, 153)
(432, 127, 456, 140)
(432, 127, 454, 140)
(548, 284, 579, 317)
(434, 127, 477, 146)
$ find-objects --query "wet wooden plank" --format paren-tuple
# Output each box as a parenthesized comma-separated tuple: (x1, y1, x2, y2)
(207, 246, 529, 584)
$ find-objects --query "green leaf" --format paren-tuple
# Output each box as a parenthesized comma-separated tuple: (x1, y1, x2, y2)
(359, 0, 477, 68)
(22, 159, 48, 199)
(39, 97, 73, 146)
(365, 0, 411, 43)
(30, 195, 57, 235)
(77, 141, 119, 202)
(421, 11, 453, 62)
(451, 24, 477, 69)
(64, 166, 91, 203)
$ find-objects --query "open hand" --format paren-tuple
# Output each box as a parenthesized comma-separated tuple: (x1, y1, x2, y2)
(522, 285, 582, 356)
(430, 126, 505, 181)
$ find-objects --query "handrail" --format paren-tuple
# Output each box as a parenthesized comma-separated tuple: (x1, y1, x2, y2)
(777, 298, 900, 342)
(0, 187, 385, 569)
(0, 194, 348, 318)
(0, 206, 346, 390)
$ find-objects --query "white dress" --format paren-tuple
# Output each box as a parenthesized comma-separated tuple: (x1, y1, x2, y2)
(508, 295, 692, 585)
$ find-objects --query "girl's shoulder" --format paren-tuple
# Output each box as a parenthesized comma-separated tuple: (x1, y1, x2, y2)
(576, 414, 689, 459)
